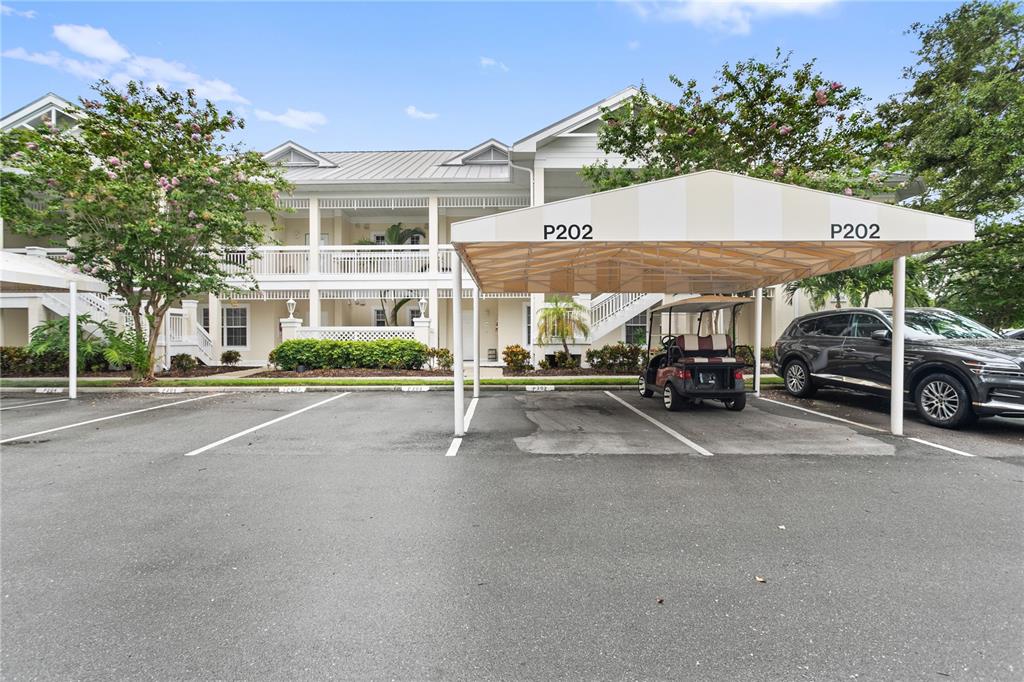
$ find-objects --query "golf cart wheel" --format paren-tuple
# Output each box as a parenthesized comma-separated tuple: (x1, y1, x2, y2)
(724, 393, 747, 411)
(638, 375, 654, 398)
(783, 359, 817, 398)
(915, 372, 975, 429)
(663, 384, 684, 412)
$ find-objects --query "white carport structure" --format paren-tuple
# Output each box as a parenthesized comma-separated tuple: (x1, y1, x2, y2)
(0, 250, 108, 399)
(449, 170, 974, 437)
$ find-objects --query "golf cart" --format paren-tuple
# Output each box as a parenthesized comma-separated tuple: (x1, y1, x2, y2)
(637, 295, 753, 412)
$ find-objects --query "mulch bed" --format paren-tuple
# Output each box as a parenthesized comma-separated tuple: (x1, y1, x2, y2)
(4, 366, 259, 379)
(503, 368, 636, 376)
(254, 368, 453, 378)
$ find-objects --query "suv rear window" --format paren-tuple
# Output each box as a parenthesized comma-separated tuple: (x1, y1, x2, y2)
(851, 314, 889, 337)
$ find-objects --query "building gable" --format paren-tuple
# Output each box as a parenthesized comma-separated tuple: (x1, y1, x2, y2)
(1, 93, 78, 132)
(442, 139, 509, 166)
(262, 141, 337, 168)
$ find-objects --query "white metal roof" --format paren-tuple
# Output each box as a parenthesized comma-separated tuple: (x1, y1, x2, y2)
(278, 150, 511, 184)
(0, 251, 108, 293)
(652, 295, 755, 315)
(451, 170, 974, 294)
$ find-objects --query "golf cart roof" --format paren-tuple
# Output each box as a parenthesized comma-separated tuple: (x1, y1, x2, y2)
(651, 295, 755, 316)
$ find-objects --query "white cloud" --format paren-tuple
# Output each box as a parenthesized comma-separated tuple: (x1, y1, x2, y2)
(624, 0, 837, 35)
(1, 47, 61, 67)
(404, 105, 438, 120)
(53, 24, 130, 62)
(479, 56, 509, 72)
(627, 40, 641, 50)
(1, 4, 36, 19)
(254, 108, 327, 131)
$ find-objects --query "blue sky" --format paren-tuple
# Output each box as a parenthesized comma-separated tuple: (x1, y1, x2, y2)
(2, 1, 958, 152)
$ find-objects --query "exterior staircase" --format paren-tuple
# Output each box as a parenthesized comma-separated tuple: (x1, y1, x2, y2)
(588, 292, 663, 342)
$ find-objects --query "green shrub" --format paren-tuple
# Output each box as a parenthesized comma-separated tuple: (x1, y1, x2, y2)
(502, 344, 532, 372)
(220, 349, 241, 366)
(1, 346, 31, 374)
(552, 350, 579, 369)
(585, 343, 645, 373)
(170, 354, 198, 372)
(268, 338, 428, 371)
(426, 347, 454, 371)
(761, 346, 776, 363)
(734, 345, 755, 366)
(27, 315, 111, 372)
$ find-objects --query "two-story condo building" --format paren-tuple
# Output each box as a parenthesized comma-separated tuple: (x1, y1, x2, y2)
(1, 88, 810, 368)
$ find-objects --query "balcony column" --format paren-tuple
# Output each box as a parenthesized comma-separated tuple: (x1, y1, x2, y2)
(181, 300, 198, 339)
(308, 286, 321, 328)
(308, 197, 321, 275)
(528, 166, 545, 364)
(428, 195, 440, 348)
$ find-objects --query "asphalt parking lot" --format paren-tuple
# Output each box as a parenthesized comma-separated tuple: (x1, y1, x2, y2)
(2, 389, 1022, 680)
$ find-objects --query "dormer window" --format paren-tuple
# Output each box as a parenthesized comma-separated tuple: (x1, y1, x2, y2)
(463, 146, 508, 165)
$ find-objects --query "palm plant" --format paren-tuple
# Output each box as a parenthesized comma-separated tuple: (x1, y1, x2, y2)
(536, 295, 591, 357)
(26, 314, 113, 371)
(356, 222, 427, 326)
(784, 259, 931, 311)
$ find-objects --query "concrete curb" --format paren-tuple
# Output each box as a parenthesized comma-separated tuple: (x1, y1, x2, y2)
(0, 384, 638, 395)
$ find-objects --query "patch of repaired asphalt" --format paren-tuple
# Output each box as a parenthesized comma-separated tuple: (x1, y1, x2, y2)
(512, 393, 696, 456)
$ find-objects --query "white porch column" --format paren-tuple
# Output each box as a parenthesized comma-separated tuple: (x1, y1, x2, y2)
(280, 317, 303, 342)
(181, 300, 198, 338)
(308, 197, 321, 275)
(890, 256, 906, 436)
(472, 286, 480, 398)
(533, 165, 545, 206)
(413, 315, 431, 347)
(428, 195, 439, 273)
(68, 280, 77, 399)
(308, 285, 321, 328)
(753, 287, 763, 397)
(208, 293, 222, 362)
(452, 253, 465, 436)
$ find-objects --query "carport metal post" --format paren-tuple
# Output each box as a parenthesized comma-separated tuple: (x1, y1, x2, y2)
(753, 287, 762, 397)
(472, 286, 481, 398)
(890, 256, 906, 436)
(452, 253, 465, 436)
(68, 280, 77, 400)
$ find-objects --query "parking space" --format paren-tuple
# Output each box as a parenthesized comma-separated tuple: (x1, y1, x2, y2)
(2, 389, 1022, 679)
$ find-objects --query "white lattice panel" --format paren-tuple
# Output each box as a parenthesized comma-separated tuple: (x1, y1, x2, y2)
(296, 326, 417, 341)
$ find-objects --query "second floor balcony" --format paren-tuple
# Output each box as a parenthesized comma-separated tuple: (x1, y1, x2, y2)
(223, 244, 456, 282)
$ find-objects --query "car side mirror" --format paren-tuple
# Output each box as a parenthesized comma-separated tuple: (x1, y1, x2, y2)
(870, 329, 892, 343)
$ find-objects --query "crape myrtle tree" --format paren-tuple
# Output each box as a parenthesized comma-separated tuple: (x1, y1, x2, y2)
(880, 1, 1024, 328)
(0, 81, 292, 379)
(581, 50, 892, 196)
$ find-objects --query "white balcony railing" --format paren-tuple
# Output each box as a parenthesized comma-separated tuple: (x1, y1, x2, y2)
(320, 245, 430, 276)
(438, 246, 454, 273)
(224, 247, 309, 276)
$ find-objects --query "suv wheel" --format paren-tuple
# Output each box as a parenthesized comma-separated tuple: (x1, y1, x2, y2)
(783, 359, 817, 398)
(915, 373, 975, 429)
(638, 374, 654, 398)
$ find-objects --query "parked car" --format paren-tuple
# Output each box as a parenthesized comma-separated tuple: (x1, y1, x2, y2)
(772, 308, 1024, 428)
(1004, 329, 1024, 340)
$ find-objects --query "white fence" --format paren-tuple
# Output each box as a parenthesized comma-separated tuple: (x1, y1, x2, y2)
(224, 247, 309, 276)
(296, 326, 417, 342)
(320, 246, 430, 275)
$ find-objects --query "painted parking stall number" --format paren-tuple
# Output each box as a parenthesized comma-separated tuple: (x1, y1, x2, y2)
(158, 387, 186, 394)
(35, 387, 65, 394)
(279, 386, 306, 393)
(830, 223, 880, 239)
(543, 224, 593, 240)
(526, 385, 555, 392)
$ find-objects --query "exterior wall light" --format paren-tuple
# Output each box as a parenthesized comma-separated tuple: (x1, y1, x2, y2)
(418, 297, 428, 317)
(286, 298, 296, 319)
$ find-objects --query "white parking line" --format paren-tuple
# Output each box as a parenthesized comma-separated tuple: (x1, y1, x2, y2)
(0, 394, 226, 444)
(183, 392, 350, 457)
(445, 438, 463, 457)
(604, 391, 714, 457)
(755, 396, 886, 433)
(463, 397, 479, 432)
(908, 437, 976, 458)
(0, 398, 69, 411)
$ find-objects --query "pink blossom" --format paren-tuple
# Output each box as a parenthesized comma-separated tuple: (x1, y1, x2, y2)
(769, 121, 777, 129)
(188, 210, 197, 219)
(46, 178, 58, 188)
(837, 114, 845, 123)
(830, 81, 843, 91)
(205, 176, 219, 185)
(204, 134, 213, 141)
(143, 160, 152, 169)
(228, 193, 239, 202)
(171, 177, 180, 187)
(773, 165, 785, 178)
(235, 171, 247, 182)
(779, 125, 792, 136)
(666, 104, 677, 112)
(175, 122, 183, 130)
(226, 116, 235, 125)
(191, 133, 201, 142)
(884, 141, 895, 150)
(191, 123, 201, 133)
(686, 128, 695, 136)
(107, 156, 121, 166)
(10, 151, 24, 160)
(26, 142, 38, 151)
(843, 187, 853, 196)
(194, 223, 205, 229)
(106, 170, 118, 180)
(814, 89, 828, 106)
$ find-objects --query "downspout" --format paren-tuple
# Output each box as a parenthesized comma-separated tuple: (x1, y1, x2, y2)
(507, 156, 534, 207)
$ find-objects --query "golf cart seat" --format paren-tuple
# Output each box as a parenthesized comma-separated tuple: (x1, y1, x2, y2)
(671, 334, 738, 364)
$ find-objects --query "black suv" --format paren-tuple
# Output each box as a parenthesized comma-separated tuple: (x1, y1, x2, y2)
(772, 308, 1024, 428)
